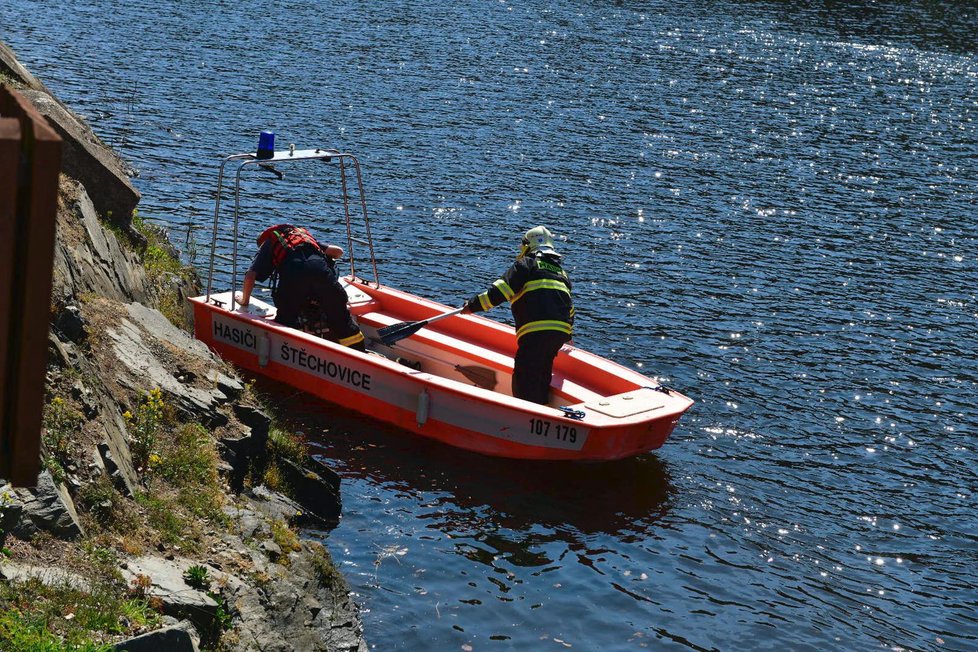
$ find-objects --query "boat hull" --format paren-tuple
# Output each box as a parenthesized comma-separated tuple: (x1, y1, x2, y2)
(190, 282, 692, 461)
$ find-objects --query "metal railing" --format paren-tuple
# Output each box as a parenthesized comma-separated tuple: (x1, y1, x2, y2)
(203, 147, 381, 308)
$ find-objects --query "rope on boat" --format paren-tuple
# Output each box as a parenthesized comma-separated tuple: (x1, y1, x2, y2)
(646, 385, 674, 395)
(557, 406, 586, 420)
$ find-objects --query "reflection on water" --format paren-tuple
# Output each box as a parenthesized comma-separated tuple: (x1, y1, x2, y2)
(738, 0, 978, 55)
(254, 377, 674, 539)
(254, 377, 682, 650)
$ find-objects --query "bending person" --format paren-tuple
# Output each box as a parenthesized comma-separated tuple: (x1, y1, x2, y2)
(236, 223, 366, 351)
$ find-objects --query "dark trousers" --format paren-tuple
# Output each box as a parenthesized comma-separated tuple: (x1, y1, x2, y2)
(512, 330, 569, 405)
(272, 253, 361, 344)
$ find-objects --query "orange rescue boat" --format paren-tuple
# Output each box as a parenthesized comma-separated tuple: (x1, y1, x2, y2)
(190, 144, 692, 461)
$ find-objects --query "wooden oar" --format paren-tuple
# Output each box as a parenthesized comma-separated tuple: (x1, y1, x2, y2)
(377, 307, 466, 346)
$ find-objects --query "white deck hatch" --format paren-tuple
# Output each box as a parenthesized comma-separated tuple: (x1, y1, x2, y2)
(585, 388, 669, 418)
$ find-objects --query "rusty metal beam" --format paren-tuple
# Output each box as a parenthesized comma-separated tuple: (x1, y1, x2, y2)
(0, 116, 18, 471)
(0, 86, 63, 487)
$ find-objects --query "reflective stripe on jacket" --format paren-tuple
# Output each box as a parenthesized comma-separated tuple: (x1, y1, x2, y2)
(467, 253, 574, 339)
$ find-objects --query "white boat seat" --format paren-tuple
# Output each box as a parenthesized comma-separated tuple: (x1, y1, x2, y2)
(550, 373, 606, 405)
(356, 310, 608, 406)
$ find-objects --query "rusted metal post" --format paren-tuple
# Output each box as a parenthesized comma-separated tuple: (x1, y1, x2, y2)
(0, 117, 18, 451)
(0, 85, 63, 487)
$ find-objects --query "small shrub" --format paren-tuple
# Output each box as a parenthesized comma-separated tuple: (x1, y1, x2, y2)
(267, 427, 308, 465)
(118, 598, 159, 630)
(132, 211, 198, 330)
(82, 543, 121, 583)
(73, 586, 130, 633)
(270, 520, 301, 562)
(158, 423, 217, 487)
(251, 570, 273, 587)
(184, 564, 211, 590)
(262, 462, 285, 493)
(199, 589, 234, 648)
(309, 542, 343, 589)
(129, 574, 152, 599)
(42, 396, 84, 482)
(143, 244, 184, 278)
(157, 423, 226, 526)
(77, 476, 118, 524)
(124, 388, 166, 472)
(262, 427, 308, 496)
(156, 288, 189, 331)
(208, 590, 233, 632)
(135, 492, 186, 546)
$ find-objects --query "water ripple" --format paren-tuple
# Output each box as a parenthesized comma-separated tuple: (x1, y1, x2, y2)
(3, 0, 977, 649)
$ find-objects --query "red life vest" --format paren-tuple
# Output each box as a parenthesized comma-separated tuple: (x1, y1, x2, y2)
(256, 224, 324, 267)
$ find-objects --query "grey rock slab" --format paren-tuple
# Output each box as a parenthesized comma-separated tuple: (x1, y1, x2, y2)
(0, 41, 51, 90)
(120, 556, 219, 634)
(108, 314, 227, 424)
(0, 560, 91, 592)
(114, 624, 200, 652)
(124, 302, 216, 361)
(244, 485, 305, 525)
(7, 470, 84, 539)
(52, 184, 149, 303)
(21, 88, 141, 233)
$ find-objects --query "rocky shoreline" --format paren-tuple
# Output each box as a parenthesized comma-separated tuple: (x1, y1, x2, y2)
(1, 42, 367, 651)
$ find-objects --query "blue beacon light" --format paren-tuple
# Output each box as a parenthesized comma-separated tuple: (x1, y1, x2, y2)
(256, 130, 275, 159)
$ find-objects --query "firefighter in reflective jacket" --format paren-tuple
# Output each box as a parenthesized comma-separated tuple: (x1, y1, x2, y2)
(462, 226, 574, 404)
(236, 224, 365, 351)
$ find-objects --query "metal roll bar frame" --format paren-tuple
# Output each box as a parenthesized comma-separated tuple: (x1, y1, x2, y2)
(203, 146, 380, 309)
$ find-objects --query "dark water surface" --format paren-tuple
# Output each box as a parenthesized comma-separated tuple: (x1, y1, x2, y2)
(3, 1, 976, 649)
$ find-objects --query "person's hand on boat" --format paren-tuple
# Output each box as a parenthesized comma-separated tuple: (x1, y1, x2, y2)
(460, 304, 472, 314)
(236, 270, 257, 310)
(323, 244, 343, 259)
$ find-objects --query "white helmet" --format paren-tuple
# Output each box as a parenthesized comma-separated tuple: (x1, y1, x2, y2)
(521, 225, 558, 256)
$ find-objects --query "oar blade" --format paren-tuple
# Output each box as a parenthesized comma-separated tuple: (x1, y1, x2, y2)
(376, 307, 466, 347)
(376, 320, 412, 340)
(378, 320, 427, 346)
